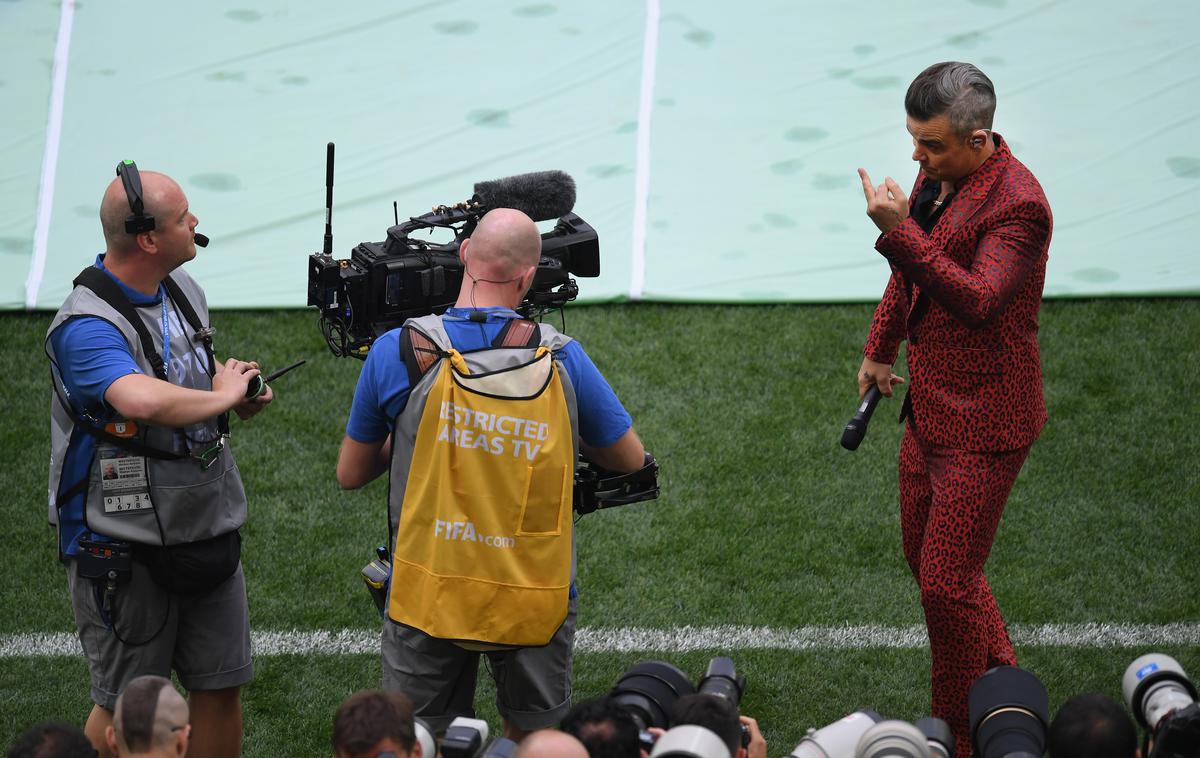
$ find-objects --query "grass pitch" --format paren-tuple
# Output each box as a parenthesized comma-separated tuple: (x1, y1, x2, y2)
(2, 300, 1197, 754)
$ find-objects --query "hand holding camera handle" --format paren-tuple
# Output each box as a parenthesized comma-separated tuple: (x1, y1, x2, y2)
(574, 453, 659, 514)
(246, 359, 307, 399)
(841, 385, 883, 451)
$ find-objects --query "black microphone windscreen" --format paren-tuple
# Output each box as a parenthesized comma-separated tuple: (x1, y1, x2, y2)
(193, 233, 209, 248)
(473, 170, 576, 222)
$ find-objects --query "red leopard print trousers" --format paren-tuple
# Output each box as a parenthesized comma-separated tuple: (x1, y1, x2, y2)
(899, 425, 1030, 757)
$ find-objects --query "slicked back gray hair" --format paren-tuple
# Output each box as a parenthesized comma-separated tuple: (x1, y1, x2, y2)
(905, 61, 996, 138)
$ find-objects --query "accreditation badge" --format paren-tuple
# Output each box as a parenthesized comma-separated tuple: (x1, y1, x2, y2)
(97, 442, 154, 514)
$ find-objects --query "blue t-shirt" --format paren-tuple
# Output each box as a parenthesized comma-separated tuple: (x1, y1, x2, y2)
(48, 255, 157, 555)
(346, 308, 632, 448)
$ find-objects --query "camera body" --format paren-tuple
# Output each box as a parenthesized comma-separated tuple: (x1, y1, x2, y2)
(307, 203, 599, 358)
(440, 717, 518, 758)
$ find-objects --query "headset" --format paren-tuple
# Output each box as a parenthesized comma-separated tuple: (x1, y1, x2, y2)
(116, 159, 156, 234)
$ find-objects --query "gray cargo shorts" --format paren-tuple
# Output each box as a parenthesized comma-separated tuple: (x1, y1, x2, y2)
(69, 557, 252, 710)
(382, 597, 577, 733)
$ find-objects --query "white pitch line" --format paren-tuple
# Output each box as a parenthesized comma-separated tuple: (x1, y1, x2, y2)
(26, 0, 77, 309)
(3, 623, 1198, 659)
(628, 0, 660, 302)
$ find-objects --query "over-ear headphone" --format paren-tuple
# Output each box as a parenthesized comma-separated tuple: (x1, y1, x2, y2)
(116, 160, 155, 234)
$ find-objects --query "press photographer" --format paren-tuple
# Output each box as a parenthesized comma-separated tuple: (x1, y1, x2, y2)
(653, 695, 766, 758)
(336, 205, 648, 740)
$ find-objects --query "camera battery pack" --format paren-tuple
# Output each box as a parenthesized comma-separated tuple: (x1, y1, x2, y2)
(361, 555, 391, 617)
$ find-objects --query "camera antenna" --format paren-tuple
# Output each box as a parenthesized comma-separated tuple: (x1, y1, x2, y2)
(323, 142, 335, 256)
(393, 201, 399, 227)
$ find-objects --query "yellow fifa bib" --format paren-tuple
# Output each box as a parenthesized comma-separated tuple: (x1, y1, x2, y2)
(388, 346, 574, 646)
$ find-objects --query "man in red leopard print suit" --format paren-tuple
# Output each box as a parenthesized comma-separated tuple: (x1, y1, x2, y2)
(856, 61, 1052, 757)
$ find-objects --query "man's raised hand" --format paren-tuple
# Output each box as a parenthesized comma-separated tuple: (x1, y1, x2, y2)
(858, 168, 909, 234)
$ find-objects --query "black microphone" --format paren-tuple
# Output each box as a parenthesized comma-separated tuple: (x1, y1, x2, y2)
(193, 233, 209, 248)
(841, 385, 883, 451)
(472, 170, 576, 222)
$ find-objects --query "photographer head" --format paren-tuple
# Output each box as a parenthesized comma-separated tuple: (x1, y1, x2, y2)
(560, 698, 643, 758)
(667, 695, 765, 758)
(1047, 693, 1138, 758)
(669, 696, 739, 758)
(456, 208, 543, 310)
(515, 730, 589, 758)
(8, 722, 97, 758)
(332, 690, 421, 758)
(104, 676, 190, 758)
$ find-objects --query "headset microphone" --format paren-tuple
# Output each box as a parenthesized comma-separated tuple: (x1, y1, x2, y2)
(193, 233, 209, 248)
(841, 385, 883, 451)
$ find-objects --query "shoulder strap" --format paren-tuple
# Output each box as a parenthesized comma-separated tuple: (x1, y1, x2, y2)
(399, 325, 445, 388)
(161, 275, 202, 332)
(492, 318, 541, 348)
(73, 266, 167, 380)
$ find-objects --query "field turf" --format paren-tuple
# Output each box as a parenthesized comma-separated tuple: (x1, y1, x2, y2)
(2, 300, 1197, 755)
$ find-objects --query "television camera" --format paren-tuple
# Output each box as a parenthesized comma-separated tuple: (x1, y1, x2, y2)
(306, 143, 601, 358)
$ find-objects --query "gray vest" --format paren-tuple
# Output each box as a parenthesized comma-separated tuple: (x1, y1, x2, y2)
(387, 314, 580, 538)
(46, 267, 248, 547)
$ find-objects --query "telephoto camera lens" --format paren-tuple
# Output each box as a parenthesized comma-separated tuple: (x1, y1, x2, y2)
(697, 656, 746, 707)
(789, 710, 884, 757)
(913, 717, 953, 758)
(441, 716, 489, 758)
(650, 725, 734, 758)
(414, 718, 436, 758)
(968, 666, 1050, 758)
(1122, 653, 1200, 758)
(610, 661, 698, 729)
(1123, 653, 1198, 731)
(855, 720, 932, 758)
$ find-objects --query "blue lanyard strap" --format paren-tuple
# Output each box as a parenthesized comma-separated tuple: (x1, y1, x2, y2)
(160, 286, 171, 382)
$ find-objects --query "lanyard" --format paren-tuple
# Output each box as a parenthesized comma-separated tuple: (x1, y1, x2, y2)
(160, 286, 171, 382)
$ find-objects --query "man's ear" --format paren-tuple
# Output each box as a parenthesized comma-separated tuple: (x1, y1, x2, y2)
(105, 725, 119, 754)
(134, 230, 157, 255)
(969, 128, 989, 148)
(412, 738, 424, 758)
(520, 265, 537, 293)
(177, 723, 191, 755)
(459, 238, 471, 265)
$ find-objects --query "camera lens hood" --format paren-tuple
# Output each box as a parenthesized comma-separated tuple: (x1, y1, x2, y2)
(856, 720, 932, 758)
(968, 666, 1049, 758)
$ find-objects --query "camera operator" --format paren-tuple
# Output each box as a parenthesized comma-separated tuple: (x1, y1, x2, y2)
(668, 696, 765, 758)
(1048, 693, 1139, 758)
(337, 208, 646, 740)
(332, 690, 422, 758)
(45, 167, 272, 758)
(559, 697, 646, 758)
